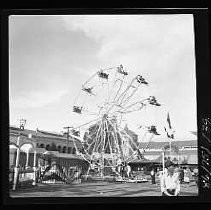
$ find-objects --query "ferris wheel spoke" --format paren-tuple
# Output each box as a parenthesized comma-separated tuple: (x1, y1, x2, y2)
(124, 143, 137, 162)
(117, 74, 147, 107)
(107, 122, 119, 156)
(82, 109, 100, 117)
(73, 88, 82, 105)
(104, 120, 110, 153)
(121, 130, 139, 151)
(119, 128, 134, 156)
(83, 72, 99, 87)
(117, 130, 133, 160)
(110, 107, 142, 115)
(86, 132, 99, 154)
(72, 137, 91, 164)
(86, 127, 100, 140)
(101, 121, 106, 153)
(106, 78, 132, 114)
(118, 83, 141, 107)
(89, 120, 103, 154)
(115, 84, 131, 105)
(118, 99, 148, 114)
(117, 105, 146, 114)
(125, 149, 138, 163)
(121, 98, 148, 111)
(118, 74, 148, 107)
(74, 121, 102, 161)
(106, 120, 115, 156)
(112, 75, 126, 103)
(72, 116, 101, 130)
(117, 113, 124, 128)
(121, 87, 139, 104)
(111, 122, 125, 161)
(125, 134, 148, 162)
(106, 75, 126, 113)
(115, 77, 138, 104)
(95, 123, 104, 153)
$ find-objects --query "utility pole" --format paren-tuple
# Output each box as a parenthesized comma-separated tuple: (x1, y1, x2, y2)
(162, 148, 165, 175)
(63, 126, 71, 153)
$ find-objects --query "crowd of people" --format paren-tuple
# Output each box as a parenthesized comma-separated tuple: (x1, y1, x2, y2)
(114, 160, 198, 196)
(34, 156, 198, 196)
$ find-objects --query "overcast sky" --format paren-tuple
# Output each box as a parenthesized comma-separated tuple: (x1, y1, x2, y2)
(9, 14, 197, 141)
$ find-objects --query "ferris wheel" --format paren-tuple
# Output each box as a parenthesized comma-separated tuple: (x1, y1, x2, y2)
(70, 64, 161, 177)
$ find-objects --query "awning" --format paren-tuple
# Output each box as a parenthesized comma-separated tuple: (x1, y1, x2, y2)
(129, 157, 155, 165)
(41, 150, 88, 161)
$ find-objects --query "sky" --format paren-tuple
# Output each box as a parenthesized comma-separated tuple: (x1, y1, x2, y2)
(9, 14, 197, 142)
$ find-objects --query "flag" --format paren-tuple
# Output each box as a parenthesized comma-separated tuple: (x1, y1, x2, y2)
(167, 112, 172, 129)
(164, 112, 174, 139)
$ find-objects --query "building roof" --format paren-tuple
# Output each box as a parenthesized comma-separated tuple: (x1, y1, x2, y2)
(139, 140, 197, 150)
(9, 126, 81, 144)
(10, 126, 197, 151)
(129, 157, 155, 164)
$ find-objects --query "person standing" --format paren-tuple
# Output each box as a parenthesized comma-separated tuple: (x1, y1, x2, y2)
(184, 167, 190, 187)
(179, 167, 184, 184)
(160, 161, 180, 196)
(151, 168, 156, 184)
(193, 167, 198, 186)
(121, 161, 126, 179)
(126, 164, 131, 178)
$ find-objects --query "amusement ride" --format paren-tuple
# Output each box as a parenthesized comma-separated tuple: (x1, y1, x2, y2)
(69, 64, 162, 178)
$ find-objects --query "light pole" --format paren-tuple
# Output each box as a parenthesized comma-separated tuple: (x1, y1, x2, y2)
(32, 149, 37, 185)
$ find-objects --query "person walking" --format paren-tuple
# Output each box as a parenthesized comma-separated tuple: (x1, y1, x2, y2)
(160, 161, 180, 196)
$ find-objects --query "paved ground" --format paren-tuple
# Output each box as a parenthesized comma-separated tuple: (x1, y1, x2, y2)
(10, 181, 198, 197)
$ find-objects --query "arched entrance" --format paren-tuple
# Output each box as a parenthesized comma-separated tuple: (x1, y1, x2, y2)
(9, 135, 38, 190)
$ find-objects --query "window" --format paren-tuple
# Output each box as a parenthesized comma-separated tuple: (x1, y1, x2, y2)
(45, 144, 50, 150)
(58, 146, 61, 153)
(62, 146, 67, 153)
(68, 147, 72, 154)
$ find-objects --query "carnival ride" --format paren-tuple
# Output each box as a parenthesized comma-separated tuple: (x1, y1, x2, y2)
(70, 65, 161, 179)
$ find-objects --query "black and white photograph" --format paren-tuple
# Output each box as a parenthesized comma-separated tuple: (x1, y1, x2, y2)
(6, 11, 203, 199)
